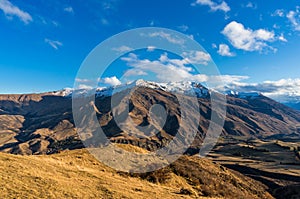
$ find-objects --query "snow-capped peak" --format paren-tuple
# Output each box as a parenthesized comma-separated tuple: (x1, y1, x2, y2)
(54, 79, 263, 100)
(55, 79, 210, 98)
(52, 88, 74, 96)
(226, 90, 262, 99)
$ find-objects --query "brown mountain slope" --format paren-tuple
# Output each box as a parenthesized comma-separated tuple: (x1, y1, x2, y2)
(0, 146, 273, 199)
(0, 87, 299, 154)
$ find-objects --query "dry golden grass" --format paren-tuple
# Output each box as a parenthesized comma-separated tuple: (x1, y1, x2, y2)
(114, 143, 149, 154)
(0, 145, 273, 199)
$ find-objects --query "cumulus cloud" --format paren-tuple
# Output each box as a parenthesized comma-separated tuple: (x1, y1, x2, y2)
(217, 44, 235, 56)
(287, 7, 300, 31)
(75, 77, 122, 88)
(118, 52, 300, 103)
(77, 73, 300, 104)
(222, 21, 276, 52)
(121, 53, 194, 82)
(124, 69, 148, 77)
(0, 0, 32, 24)
(225, 78, 300, 103)
(261, 79, 300, 102)
(191, 0, 230, 13)
(120, 52, 243, 87)
(271, 7, 300, 32)
(102, 76, 122, 86)
(181, 50, 211, 65)
(45, 38, 63, 50)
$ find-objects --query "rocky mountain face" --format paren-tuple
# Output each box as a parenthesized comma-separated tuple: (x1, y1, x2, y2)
(0, 80, 299, 155)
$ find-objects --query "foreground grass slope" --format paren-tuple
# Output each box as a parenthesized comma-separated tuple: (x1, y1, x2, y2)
(0, 146, 273, 199)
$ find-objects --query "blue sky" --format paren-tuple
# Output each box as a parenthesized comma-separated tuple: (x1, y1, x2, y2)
(0, 0, 300, 102)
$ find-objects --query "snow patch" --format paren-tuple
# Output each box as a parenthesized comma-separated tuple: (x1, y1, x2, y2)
(55, 79, 210, 98)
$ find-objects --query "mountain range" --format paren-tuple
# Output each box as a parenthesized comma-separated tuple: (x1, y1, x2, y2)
(0, 79, 299, 155)
(60, 79, 300, 111)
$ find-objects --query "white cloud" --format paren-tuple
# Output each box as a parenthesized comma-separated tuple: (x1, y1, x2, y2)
(146, 31, 185, 45)
(287, 8, 300, 31)
(218, 44, 235, 57)
(254, 29, 275, 40)
(191, 0, 230, 13)
(214, 75, 249, 83)
(225, 78, 300, 103)
(147, 46, 156, 52)
(45, 38, 63, 50)
(0, 0, 32, 24)
(121, 53, 194, 82)
(181, 50, 211, 65)
(271, 7, 300, 32)
(64, 6, 74, 13)
(112, 45, 133, 53)
(208, 75, 249, 90)
(261, 79, 300, 102)
(124, 69, 148, 77)
(121, 52, 226, 85)
(102, 76, 121, 86)
(120, 52, 253, 91)
(74, 78, 95, 89)
(78, 84, 93, 90)
(278, 33, 287, 42)
(272, 7, 300, 32)
(222, 21, 276, 52)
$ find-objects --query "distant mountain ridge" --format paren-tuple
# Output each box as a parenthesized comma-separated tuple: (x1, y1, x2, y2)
(55, 79, 262, 100)
(53, 79, 210, 98)
(63, 78, 300, 112)
(0, 79, 299, 155)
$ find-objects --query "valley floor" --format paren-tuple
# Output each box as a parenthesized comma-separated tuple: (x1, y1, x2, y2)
(207, 136, 300, 199)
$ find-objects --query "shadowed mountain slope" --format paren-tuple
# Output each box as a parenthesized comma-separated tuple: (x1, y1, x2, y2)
(0, 84, 299, 155)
